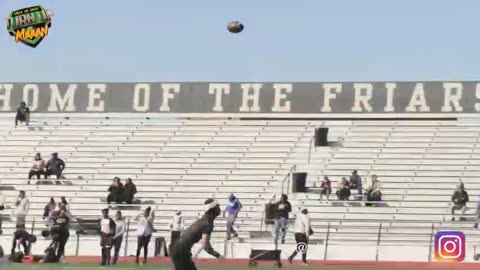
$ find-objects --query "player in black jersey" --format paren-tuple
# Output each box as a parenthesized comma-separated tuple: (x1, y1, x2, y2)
(50, 206, 70, 260)
(170, 198, 223, 270)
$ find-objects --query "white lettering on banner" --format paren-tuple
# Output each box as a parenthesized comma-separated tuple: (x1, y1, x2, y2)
(441, 83, 463, 112)
(0, 84, 12, 111)
(321, 83, 342, 112)
(86, 84, 106, 112)
(405, 83, 430, 112)
(239, 84, 261, 112)
(272, 84, 292, 112)
(351, 83, 373, 112)
(209, 83, 230, 112)
(384, 83, 396, 112)
(133, 84, 150, 112)
(160, 84, 180, 112)
(48, 84, 77, 112)
(23, 84, 39, 111)
(475, 83, 480, 111)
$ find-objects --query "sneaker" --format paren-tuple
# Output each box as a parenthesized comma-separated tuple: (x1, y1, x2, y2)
(281, 239, 285, 244)
(288, 257, 293, 264)
(303, 262, 308, 266)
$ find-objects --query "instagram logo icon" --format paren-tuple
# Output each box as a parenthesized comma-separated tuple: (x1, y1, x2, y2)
(434, 231, 465, 262)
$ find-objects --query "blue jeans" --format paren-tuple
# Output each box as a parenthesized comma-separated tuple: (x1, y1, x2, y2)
(274, 217, 288, 245)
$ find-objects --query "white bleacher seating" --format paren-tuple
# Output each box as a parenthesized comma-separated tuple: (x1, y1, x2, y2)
(0, 115, 478, 260)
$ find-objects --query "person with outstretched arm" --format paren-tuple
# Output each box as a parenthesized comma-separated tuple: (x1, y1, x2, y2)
(135, 207, 155, 264)
(224, 194, 242, 240)
(170, 198, 224, 270)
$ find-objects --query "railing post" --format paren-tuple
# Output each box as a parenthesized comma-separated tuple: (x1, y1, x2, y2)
(323, 222, 331, 260)
(287, 173, 291, 195)
(223, 239, 228, 259)
(281, 165, 296, 196)
(124, 218, 131, 256)
(428, 223, 434, 262)
(75, 233, 80, 256)
(30, 218, 35, 234)
(308, 137, 313, 164)
(260, 210, 265, 231)
(375, 223, 382, 261)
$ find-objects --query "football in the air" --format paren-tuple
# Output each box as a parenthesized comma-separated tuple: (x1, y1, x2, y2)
(227, 21, 244, 33)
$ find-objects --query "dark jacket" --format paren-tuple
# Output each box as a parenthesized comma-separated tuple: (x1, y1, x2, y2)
(124, 182, 137, 196)
(108, 183, 123, 194)
(46, 158, 65, 174)
(452, 190, 469, 205)
(274, 201, 292, 219)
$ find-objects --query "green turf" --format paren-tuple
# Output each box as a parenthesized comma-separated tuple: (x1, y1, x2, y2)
(0, 263, 445, 270)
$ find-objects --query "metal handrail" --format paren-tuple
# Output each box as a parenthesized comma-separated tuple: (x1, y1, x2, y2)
(281, 165, 297, 195)
(307, 136, 314, 163)
(375, 223, 382, 261)
(22, 217, 440, 258)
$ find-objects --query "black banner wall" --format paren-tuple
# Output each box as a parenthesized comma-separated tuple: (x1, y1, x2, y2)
(0, 82, 478, 114)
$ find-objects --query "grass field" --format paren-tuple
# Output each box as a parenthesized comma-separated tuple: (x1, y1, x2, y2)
(0, 264, 447, 270)
(2, 263, 464, 270)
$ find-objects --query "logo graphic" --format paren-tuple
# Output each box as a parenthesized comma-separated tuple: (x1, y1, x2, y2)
(296, 242, 308, 254)
(434, 231, 465, 262)
(6, 6, 53, 48)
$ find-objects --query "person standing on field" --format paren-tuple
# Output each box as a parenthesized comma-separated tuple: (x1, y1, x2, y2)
(168, 210, 184, 252)
(224, 194, 242, 240)
(288, 209, 313, 266)
(112, 210, 126, 265)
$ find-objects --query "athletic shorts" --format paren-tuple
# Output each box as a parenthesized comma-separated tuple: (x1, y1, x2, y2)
(100, 235, 113, 248)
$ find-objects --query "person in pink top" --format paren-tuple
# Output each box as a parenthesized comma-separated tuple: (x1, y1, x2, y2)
(28, 153, 47, 184)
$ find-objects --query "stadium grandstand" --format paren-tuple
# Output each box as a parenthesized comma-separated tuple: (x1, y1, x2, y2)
(0, 82, 480, 265)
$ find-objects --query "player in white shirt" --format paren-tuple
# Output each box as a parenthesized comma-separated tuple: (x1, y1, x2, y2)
(135, 207, 155, 264)
(112, 210, 126, 265)
(168, 211, 185, 252)
(288, 208, 313, 265)
(99, 208, 116, 266)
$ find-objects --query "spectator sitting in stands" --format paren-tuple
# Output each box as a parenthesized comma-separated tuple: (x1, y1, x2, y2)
(43, 198, 56, 228)
(336, 178, 351, 201)
(107, 177, 124, 204)
(15, 102, 30, 127)
(28, 153, 47, 184)
(46, 153, 65, 180)
(319, 176, 332, 201)
(365, 175, 382, 206)
(59, 197, 69, 210)
(451, 183, 469, 221)
(123, 178, 137, 204)
(349, 170, 363, 195)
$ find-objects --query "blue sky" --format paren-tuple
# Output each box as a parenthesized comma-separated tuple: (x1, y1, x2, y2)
(0, 0, 479, 82)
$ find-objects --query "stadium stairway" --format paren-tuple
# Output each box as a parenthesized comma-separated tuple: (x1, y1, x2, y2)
(0, 115, 478, 261)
